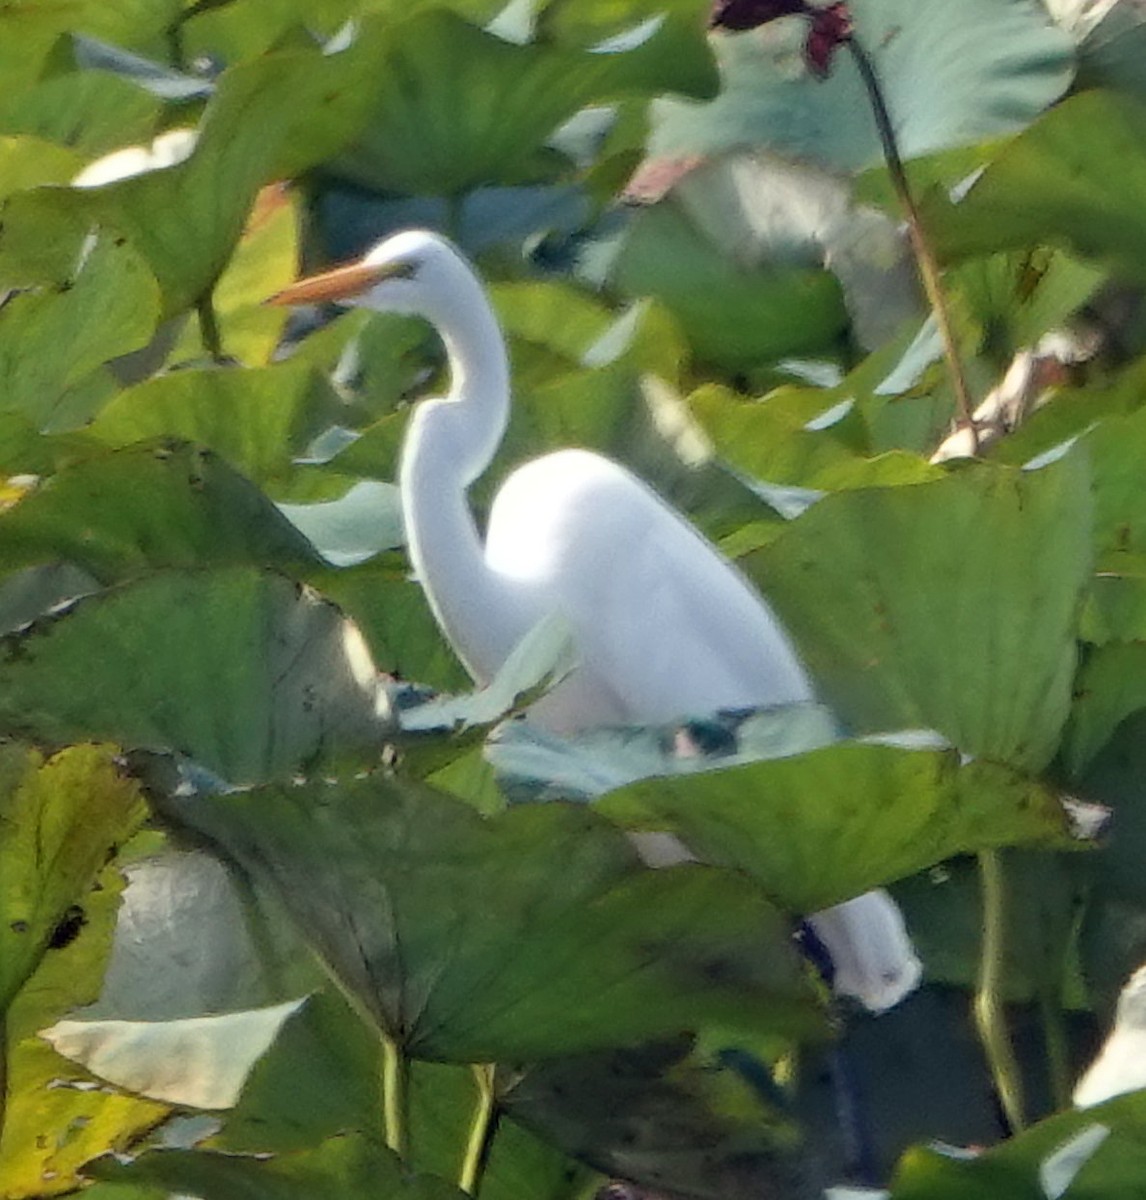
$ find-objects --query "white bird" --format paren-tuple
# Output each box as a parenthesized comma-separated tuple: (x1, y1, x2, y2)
(271, 230, 921, 1013)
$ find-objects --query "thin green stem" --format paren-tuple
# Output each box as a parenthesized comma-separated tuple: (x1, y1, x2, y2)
(845, 38, 977, 447)
(975, 849, 1025, 1133)
(196, 290, 225, 363)
(1039, 984, 1071, 1111)
(382, 1035, 410, 1164)
(459, 1064, 499, 1196)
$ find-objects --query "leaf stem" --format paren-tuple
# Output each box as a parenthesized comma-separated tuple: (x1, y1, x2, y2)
(1040, 984, 1071, 1111)
(196, 290, 226, 364)
(460, 1064, 499, 1196)
(845, 37, 977, 446)
(382, 1035, 410, 1164)
(974, 849, 1025, 1132)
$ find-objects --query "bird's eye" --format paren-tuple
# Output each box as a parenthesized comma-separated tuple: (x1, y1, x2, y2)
(384, 261, 418, 282)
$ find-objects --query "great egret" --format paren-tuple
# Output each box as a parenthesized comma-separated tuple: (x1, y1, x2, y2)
(271, 230, 921, 1012)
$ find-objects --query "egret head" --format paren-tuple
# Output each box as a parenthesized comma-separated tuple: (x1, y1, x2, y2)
(268, 230, 478, 323)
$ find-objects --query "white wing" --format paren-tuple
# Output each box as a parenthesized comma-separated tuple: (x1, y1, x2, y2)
(485, 448, 814, 734)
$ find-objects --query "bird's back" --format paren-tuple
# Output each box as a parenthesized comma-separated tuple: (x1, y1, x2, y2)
(484, 448, 815, 733)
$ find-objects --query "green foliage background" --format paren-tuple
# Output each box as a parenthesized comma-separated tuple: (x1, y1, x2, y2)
(3, 0, 1146, 1197)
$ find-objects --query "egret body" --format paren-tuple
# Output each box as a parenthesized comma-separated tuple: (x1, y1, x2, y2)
(272, 230, 920, 1012)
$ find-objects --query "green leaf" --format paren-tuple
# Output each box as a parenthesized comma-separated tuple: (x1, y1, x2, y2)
(650, 0, 1072, 172)
(159, 777, 824, 1062)
(87, 365, 344, 490)
(749, 454, 1093, 770)
(0, 744, 145, 1016)
(0, 568, 385, 785)
(929, 91, 1146, 281)
(0, 233, 160, 426)
(599, 743, 1076, 912)
(611, 203, 848, 368)
(85, 1135, 466, 1199)
(0, 442, 319, 586)
(332, 8, 717, 196)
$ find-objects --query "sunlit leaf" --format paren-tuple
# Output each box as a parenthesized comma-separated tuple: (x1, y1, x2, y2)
(87, 365, 344, 490)
(750, 454, 1092, 770)
(599, 742, 1077, 912)
(0, 744, 145, 1017)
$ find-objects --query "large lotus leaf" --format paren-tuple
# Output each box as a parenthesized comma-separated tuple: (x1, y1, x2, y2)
(504, 1040, 807, 1200)
(0, 568, 385, 785)
(610, 203, 848, 368)
(332, 7, 718, 196)
(0, 232, 159, 426)
(0, 441, 320, 584)
(650, 0, 1072, 172)
(84, 1135, 465, 1200)
(2, 44, 378, 317)
(891, 1091, 1146, 1200)
(86, 365, 343, 490)
(159, 777, 823, 1062)
(0, 857, 168, 1195)
(746, 454, 1092, 770)
(599, 742, 1077, 913)
(0, 744, 145, 1017)
(929, 91, 1146, 281)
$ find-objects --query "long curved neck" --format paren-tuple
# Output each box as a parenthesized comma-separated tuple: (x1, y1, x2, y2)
(399, 284, 526, 684)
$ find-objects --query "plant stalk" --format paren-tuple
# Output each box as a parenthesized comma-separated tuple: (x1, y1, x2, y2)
(1039, 986, 1071, 1111)
(974, 849, 1025, 1133)
(845, 38, 977, 447)
(196, 290, 225, 363)
(459, 1064, 500, 1196)
(382, 1035, 410, 1164)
